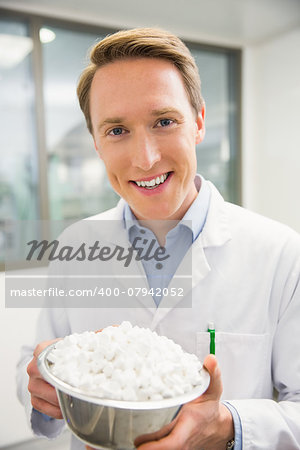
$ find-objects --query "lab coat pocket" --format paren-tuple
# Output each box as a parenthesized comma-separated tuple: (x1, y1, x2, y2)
(196, 332, 270, 399)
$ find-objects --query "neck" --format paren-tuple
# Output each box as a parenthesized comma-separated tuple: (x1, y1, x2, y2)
(132, 177, 200, 245)
(138, 219, 179, 246)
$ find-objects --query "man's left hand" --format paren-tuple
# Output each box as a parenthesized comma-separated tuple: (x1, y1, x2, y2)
(134, 354, 234, 450)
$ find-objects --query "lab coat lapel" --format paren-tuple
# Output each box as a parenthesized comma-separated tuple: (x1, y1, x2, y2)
(201, 182, 232, 248)
(150, 183, 232, 329)
(149, 234, 211, 329)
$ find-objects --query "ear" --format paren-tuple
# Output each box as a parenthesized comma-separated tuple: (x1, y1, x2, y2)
(195, 104, 205, 145)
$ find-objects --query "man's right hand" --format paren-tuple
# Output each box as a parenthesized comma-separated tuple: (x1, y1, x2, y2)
(27, 339, 63, 419)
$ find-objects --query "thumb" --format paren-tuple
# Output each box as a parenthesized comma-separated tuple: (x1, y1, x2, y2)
(201, 354, 223, 401)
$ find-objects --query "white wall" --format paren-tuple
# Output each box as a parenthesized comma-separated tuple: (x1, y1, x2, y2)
(0, 272, 40, 446)
(0, 6, 299, 448)
(242, 28, 300, 233)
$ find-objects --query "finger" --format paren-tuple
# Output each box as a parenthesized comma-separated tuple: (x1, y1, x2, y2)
(27, 358, 41, 378)
(137, 414, 195, 450)
(27, 356, 50, 379)
(200, 354, 223, 401)
(33, 338, 61, 358)
(31, 395, 63, 419)
(134, 418, 176, 447)
(203, 353, 218, 374)
(28, 339, 62, 380)
(28, 377, 60, 407)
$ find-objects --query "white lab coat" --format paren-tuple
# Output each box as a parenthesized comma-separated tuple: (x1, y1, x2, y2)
(17, 182, 300, 449)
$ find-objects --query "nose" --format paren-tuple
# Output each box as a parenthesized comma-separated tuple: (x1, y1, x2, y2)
(130, 130, 161, 171)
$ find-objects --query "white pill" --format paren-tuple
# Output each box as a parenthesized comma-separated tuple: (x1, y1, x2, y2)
(103, 362, 114, 377)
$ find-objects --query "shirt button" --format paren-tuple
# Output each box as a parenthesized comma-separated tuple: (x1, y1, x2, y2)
(156, 263, 163, 270)
(140, 229, 146, 234)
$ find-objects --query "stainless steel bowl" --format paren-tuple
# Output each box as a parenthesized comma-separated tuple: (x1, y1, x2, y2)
(38, 343, 210, 449)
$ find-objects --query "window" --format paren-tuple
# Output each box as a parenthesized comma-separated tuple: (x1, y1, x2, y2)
(191, 46, 240, 203)
(42, 26, 120, 221)
(0, 11, 241, 266)
(0, 17, 40, 264)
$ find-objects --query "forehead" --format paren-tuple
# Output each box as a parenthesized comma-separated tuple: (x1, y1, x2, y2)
(89, 58, 192, 118)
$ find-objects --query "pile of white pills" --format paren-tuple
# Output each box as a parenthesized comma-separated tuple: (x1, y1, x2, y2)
(48, 321, 203, 401)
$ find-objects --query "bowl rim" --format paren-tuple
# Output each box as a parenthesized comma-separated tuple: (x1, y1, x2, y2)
(38, 342, 210, 410)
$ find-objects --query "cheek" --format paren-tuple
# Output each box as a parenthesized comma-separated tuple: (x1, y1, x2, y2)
(104, 168, 122, 193)
(172, 133, 197, 162)
(100, 151, 125, 185)
(95, 149, 103, 162)
(93, 138, 106, 161)
(97, 144, 116, 168)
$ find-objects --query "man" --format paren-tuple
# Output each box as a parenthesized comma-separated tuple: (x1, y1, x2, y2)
(18, 28, 300, 449)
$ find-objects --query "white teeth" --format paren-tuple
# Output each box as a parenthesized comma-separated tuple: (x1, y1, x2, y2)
(135, 173, 169, 188)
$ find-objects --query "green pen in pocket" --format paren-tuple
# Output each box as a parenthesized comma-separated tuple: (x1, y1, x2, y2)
(208, 322, 215, 355)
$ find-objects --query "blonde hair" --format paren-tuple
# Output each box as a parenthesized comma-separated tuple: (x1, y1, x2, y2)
(77, 27, 204, 134)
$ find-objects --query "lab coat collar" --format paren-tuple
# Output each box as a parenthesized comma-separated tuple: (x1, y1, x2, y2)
(200, 181, 232, 248)
(84, 200, 128, 246)
(150, 183, 233, 327)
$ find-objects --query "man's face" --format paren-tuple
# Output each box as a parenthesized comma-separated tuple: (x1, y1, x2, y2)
(90, 58, 205, 221)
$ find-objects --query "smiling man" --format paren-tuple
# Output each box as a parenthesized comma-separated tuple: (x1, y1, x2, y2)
(89, 57, 204, 226)
(18, 28, 300, 450)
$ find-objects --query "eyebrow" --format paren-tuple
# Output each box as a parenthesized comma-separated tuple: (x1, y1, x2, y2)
(97, 117, 124, 132)
(97, 108, 183, 132)
(150, 107, 183, 117)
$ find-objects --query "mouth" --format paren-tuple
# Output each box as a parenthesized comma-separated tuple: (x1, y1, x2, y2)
(132, 172, 171, 190)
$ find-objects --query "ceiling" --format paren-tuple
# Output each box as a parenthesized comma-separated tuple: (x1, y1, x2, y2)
(0, 0, 299, 47)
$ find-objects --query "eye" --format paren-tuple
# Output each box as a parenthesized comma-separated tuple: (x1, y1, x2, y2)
(108, 127, 125, 136)
(157, 118, 174, 127)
